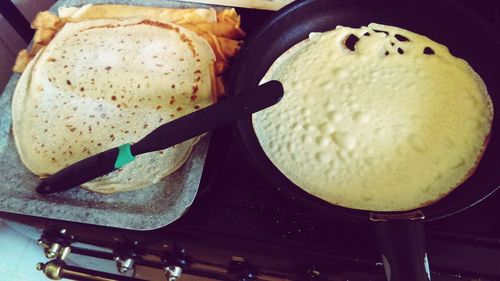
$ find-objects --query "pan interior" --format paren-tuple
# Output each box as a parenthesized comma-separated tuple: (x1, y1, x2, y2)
(252, 22, 493, 212)
(230, 0, 500, 220)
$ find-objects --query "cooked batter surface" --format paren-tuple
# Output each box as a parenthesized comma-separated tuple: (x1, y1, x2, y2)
(254, 23, 493, 211)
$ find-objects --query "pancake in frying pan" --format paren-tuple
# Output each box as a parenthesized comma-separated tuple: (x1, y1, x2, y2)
(253, 23, 493, 211)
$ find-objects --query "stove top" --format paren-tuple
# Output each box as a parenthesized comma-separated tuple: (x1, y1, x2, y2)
(2, 1, 500, 280)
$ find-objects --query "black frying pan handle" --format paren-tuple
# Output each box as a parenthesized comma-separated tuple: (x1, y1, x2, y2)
(375, 220, 430, 281)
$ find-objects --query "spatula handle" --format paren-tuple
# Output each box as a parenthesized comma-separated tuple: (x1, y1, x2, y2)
(36, 148, 119, 194)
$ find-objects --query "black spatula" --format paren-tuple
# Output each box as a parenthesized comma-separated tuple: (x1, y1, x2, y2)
(36, 80, 283, 194)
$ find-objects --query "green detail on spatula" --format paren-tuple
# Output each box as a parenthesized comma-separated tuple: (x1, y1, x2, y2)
(114, 143, 135, 169)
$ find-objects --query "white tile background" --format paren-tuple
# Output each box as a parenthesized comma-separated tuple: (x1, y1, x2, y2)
(1, 1, 55, 280)
(0, 2, 125, 280)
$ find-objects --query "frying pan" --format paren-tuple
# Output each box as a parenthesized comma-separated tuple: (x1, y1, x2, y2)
(228, 0, 500, 280)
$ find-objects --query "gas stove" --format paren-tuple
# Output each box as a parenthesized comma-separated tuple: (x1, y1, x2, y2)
(2, 1, 500, 281)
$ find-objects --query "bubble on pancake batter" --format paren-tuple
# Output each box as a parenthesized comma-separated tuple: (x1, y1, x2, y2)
(328, 111, 343, 122)
(315, 136, 331, 147)
(407, 133, 427, 152)
(319, 122, 335, 134)
(332, 68, 349, 80)
(300, 107, 312, 117)
(352, 111, 370, 124)
(451, 156, 466, 169)
(301, 135, 313, 145)
(337, 150, 350, 162)
(332, 132, 357, 150)
(315, 152, 333, 164)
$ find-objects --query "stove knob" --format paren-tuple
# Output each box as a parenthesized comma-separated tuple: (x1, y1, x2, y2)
(112, 240, 139, 274)
(38, 229, 72, 260)
(164, 265, 182, 281)
(228, 257, 258, 281)
(295, 267, 323, 281)
(161, 247, 191, 281)
(113, 256, 135, 274)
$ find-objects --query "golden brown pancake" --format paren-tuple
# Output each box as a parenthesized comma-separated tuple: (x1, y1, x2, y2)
(12, 18, 215, 193)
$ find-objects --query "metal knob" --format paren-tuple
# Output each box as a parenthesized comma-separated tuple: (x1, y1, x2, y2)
(113, 240, 139, 274)
(295, 266, 323, 281)
(114, 257, 135, 274)
(161, 247, 191, 281)
(228, 257, 258, 281)
(36, 259, 65, 280)
(37, 229, 72, 260)
(164, 265, 182, 281)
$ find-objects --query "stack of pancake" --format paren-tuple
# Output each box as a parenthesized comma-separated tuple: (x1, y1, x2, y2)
(12, 5, 244, 193)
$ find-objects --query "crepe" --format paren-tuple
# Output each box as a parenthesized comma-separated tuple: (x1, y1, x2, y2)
(254, 23, 493, 211)
(13, 5, 245, 97)
(12, 17, 218, 193)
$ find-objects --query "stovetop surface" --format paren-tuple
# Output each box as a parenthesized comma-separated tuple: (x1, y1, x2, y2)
(2, 1, 500, 280)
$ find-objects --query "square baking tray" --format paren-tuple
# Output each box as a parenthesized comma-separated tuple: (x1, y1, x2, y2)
(0, 0, 228, 230)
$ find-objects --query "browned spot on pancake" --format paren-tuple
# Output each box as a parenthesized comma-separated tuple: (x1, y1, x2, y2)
(143, 124, 148, 129)
(141, 20, 198, 58)
(169, 96, 175, 105)
(105, 66, 111, 70)
(66, 80, 72, 86)
(190, 95, 197, 101)
(47, 57, 56, 62)
(83, 20, 198, 57)
(176, 106, 183, 111)
(194, 105, 200, 110)
(192, 85, 199, 94)
(171, 84, 175, 89)
(156, 105, 162, 110)
(80, 87, 85, 92)
(111, 96, 117, 101)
